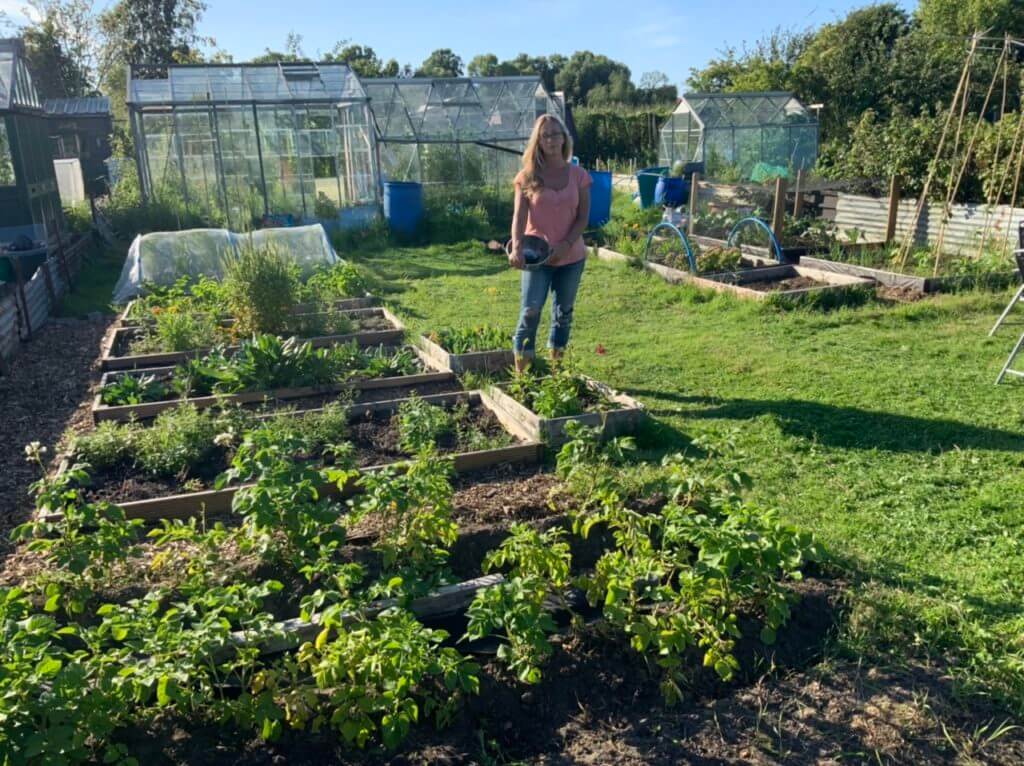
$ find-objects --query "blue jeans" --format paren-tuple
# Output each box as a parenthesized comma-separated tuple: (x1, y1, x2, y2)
(512, 259, 586, 356)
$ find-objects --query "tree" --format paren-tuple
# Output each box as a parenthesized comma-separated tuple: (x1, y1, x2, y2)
(637, 71, 677, 105)
(98, 0, 210, 121)
(687, 28, 810, 93)
(585, 71, 636, 106)
(790, 4, 911, 139)
(417, 48, 462, 77)
(555, 51, 631, 105)
(19, 0, 97, 98)
(326, 42, 389, 78)
(251, 32, 305, 63)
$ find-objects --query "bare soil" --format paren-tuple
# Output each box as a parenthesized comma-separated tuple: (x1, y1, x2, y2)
(742, 276, 830, 292)
(0, 315, 113, 547)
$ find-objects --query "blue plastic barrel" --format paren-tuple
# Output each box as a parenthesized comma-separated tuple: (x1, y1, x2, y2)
(588, 170, 612, 228)
(383, 181, 423, 236)
(654, 176, 688, 208)
(636, 166, 669, 209)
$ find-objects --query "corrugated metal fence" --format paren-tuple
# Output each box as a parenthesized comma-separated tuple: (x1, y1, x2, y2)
(831, 192, 1024, 254)
(0, 237, 90, 373)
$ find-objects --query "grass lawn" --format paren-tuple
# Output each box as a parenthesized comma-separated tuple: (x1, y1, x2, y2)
(55, 240, 128, 318)
(350, 239, 1024, 711)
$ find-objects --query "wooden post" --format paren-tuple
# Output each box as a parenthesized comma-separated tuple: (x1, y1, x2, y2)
(791, 169, 804, 218)
(885, 175, 902, 245)
(771, 177, 787, 239)
(687, 172, 700, 236)
(10, 256, 30, 338)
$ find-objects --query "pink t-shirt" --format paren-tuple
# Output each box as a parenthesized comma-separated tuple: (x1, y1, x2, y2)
(515, 165, 592, 266)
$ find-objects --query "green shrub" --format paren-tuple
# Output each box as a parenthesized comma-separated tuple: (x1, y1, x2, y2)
(223, 244, 299, 335)
(71, 421, 135, 471)
(128, 307, 222, 353)
(134, 404, 222, 477)
(302, 262, 369, 303)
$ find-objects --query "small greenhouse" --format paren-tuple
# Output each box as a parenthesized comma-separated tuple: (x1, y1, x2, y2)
(363, 76, 563, 190)
(0, 38, 65, 244)
(658, 92, 818, 181)
(45, 96, 113, 196)
(127, 62, 379, 231)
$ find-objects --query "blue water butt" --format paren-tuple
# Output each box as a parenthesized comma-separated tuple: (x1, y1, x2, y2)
(588, 170, 612, 227)
(654, 176, 689, 207)
(383, 181, 423, 236)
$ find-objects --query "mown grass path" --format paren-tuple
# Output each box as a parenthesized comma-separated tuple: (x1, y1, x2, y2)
(352, 240, 1024, 710)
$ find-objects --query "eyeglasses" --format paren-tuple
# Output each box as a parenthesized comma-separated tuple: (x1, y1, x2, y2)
(541, 131, 563, 140)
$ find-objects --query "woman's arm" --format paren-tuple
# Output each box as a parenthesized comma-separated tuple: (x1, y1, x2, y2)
(509, 183, 528, 268)
(550, 184, 591, 264)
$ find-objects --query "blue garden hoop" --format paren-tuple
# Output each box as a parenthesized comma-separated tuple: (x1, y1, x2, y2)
(643, 222, 696, 272)
(726, 217, 784, 263)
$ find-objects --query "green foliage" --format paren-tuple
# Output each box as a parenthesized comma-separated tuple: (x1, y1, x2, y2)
(507, 368, 607, 419)
(301, 262, 370, 303)
(288, 610, 479, 748)
(128, 305, 222, 353)
(133, 403, 222, 477)
(417, 48, 463, 77)
(397, 394, 454, 453)
(223, 244, 299, 335)
(71, 420, 135, 472)
(351, 457, 458, 577)
(63, 202, 93, 235)
(428, 325, 508, 354)
(573, 107, 668, 167)
(466, 525, 572, 684)
(100, 373, 168, 406)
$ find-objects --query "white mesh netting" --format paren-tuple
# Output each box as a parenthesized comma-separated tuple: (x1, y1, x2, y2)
(112, 224, 338, 303)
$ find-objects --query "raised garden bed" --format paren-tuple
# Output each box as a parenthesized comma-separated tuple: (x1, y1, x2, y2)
(115, 295, 380, 329)
(593, 245, 874, 303)
(91, 344, 455, 423)
(57, 392, 541, 521)
(482, 373, 644, 446)
(100, 307, 405, 371)
(416, 327, 514, 374)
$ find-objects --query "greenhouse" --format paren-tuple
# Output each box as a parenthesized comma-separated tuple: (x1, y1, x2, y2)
(363, 76, 563, 189)
(658, 91, 819, 181)
(0, 38, 65, 244)
(126, 62, 379, 231)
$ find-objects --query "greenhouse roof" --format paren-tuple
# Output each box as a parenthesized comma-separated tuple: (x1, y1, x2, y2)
(364, 76, 560, 143)
(677, 91, 816, 129)
(126, 62, 368, 107)
(44, 96, 111, 116)
(0, 38, 43, 113)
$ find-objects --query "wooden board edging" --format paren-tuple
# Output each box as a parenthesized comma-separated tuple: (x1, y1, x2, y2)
(415, 333, 515, 374)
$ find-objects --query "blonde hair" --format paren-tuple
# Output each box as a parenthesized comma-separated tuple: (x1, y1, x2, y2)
(520, 114, 573, 195)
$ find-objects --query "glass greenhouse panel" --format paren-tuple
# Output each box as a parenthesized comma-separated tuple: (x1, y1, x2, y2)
(658, 91, 818, 180)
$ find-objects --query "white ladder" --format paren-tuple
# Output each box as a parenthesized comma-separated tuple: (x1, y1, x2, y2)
(993, 233, 1024, 384)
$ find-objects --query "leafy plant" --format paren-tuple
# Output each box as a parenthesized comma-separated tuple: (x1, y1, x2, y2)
(429, 326, 508, 354)
(268, 609, 479, 748)
(223, 244, 299, 335)
(397, 394, 454, 453)
(466, 525, 572, 683)
(71, 421, 136, 472)
(128, 307, 222, 354)
(351, 456, 458, 578)
(301, 261, 369, 303)
(506, 368, 604, 419)
(134, 403, 223, 477)
(100, 374, 169, 406)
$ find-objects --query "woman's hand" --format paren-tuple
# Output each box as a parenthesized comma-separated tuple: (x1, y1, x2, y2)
(508, 239, 525, 269)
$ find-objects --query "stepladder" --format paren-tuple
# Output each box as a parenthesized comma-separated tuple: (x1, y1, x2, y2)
(994, 227, 1024, 383)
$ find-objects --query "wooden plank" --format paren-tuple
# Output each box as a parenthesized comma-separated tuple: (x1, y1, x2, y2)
(792, 169, 804, 218)
(687, 172, 700, 236)
(885, 175, 902, 245)
(415, 333, 515, 374)
(227, 575, 505, 658)
(771, 177, 787, 239)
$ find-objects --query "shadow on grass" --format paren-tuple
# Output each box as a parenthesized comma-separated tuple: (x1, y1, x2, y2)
(655, 393, 1024, 453)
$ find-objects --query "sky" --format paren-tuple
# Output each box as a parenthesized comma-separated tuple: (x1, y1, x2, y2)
(2, 0, 917, 90)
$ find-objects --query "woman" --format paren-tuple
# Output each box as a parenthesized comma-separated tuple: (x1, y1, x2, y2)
(509, 113, 591, 372)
